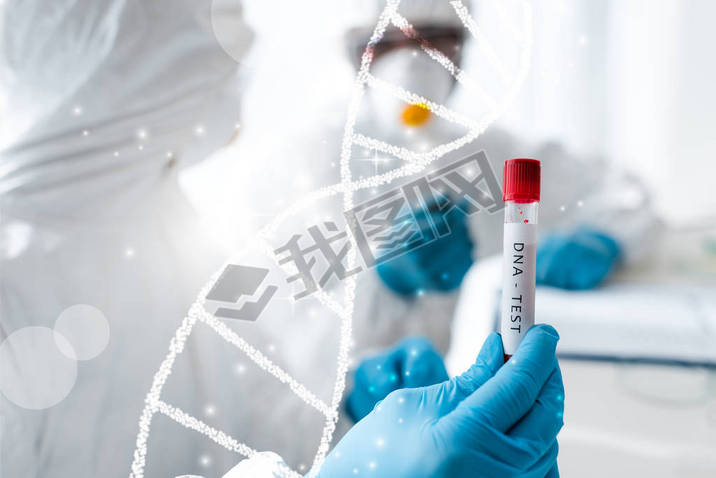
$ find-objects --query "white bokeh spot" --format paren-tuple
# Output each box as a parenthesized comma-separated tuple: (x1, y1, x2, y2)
(54, 304, 110, 361)
(0, 326, 78, 410)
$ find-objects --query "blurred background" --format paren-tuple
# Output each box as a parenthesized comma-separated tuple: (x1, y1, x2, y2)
(1, 0, 715, 477)
(182, 1, 716, 476)
(185, 0, 716, 225)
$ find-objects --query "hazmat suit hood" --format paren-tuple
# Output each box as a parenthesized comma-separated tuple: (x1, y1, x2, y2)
(0, 0, 253, 218)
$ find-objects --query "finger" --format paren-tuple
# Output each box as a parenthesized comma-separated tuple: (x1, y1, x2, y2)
(444, 324, 559, 432)
(348, 353, 401, 416)
(437, 420, 559, 475)
(353, 338, 445, 394)
(508, 358, 564, 447)
(526, 439, 559, 478)
(486, 436, 560, 477)
(454, 332, 504, 390)
(432, 332, 504, 415)
(367, 353, 402, 390)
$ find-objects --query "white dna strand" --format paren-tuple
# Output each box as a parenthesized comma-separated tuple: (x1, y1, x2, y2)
(129, 1, 533, 477)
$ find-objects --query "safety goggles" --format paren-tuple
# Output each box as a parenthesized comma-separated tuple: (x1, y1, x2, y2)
(347, 25, 465, 70)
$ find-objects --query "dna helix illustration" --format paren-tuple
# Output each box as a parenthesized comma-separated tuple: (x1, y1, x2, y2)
(129, 1, 533, 477)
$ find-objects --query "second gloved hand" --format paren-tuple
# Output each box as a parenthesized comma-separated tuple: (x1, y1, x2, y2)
(316, 325, 564, 478)
(537, 227, 621, 290)
(346, 337, 448, 423)
(376, 204, 474, 296)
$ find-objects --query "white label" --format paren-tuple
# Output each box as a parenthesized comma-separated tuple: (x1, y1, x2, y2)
(501, 223, 537, 356)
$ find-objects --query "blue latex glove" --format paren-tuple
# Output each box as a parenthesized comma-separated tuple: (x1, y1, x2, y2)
(537, 227, 621, 290)
(376, 204, 474, 296)
(315, 325, 564, 478)
(346, 337, 449, 423)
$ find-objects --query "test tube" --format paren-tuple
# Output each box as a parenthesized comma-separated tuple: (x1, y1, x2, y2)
(500, 158, 541, 361)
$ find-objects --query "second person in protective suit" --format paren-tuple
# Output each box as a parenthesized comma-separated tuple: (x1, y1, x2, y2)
(337, 0, 657, 425)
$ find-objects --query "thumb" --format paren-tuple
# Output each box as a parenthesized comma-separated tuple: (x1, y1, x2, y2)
(439, 325, 560, 437)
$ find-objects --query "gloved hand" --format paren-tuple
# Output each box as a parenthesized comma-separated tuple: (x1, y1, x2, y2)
(537, 227, 621, 290)
(376, 203, 474, 296)
(346, 337, 448, 423)
(315, 325, 564, 478)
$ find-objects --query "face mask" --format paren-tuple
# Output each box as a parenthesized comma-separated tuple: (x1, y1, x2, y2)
(367, 46, 455, 134)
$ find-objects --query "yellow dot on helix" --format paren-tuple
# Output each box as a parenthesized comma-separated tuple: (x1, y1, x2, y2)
(401, 103, 431, 127)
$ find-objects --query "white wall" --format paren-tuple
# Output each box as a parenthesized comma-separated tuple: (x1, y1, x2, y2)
(605, 0, 716, 225)
(483, 0, 716, 225)
(504, 0, 716, 225)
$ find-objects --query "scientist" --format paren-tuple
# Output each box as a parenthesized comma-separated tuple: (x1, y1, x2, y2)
(346, 0, 654, 297)
(336, 0, 656, 430)
(278, 0, 660, 383)
(1, 0, 255, 475)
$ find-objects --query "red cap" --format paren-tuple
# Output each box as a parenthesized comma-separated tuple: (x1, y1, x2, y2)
(503, 158, 540, 203)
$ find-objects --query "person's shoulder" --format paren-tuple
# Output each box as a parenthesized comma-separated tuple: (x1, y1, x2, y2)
(476, 125, 522, 151)
(479, 125, 515, 142)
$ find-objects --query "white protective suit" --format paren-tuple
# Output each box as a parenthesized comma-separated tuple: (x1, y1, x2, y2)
(0, 2, 382, 476)
(221, 0, 657, 475)
(0, 1, 267, 477)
